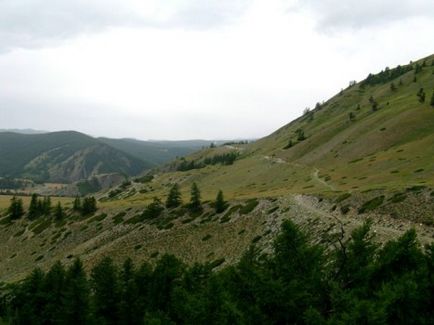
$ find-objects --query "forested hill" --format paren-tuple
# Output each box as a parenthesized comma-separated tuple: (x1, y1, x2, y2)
(0, 131, 149, 183)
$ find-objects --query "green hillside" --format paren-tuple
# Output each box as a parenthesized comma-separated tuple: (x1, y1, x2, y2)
(0, 131, 150, 183)
(121, 54, 434, 201)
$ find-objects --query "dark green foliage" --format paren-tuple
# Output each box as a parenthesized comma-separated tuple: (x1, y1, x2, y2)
(81, 197, 97, 216)
(239, 199, 259, 215)
(362, 64, 413, 86)
(63, 259, 90, 324)
(166, 183, 182, 208)
(348, 112, 355, 121)
(73, 196, 82, 212)
(369, 95, 379, 111)
(28, 193, 39, 219)
(417, 88, 426, 103)
(390, 82, 397, 91)
(430, 91, 434, 107)
(295, 128, 306, 141)
(203, 152, 239, 166)
(358, 195, 385, 214)
(7, 196, 24, 219)
(214, 190, 227, 213)
(189, 183, 202, 213)
(177, 153, 239, 171)
(142, 198, 164, 219)
(91, 257, 120, 324)
(4, 221, 434, 324)
(283, 139, 293, 149)
(54, 202, 65, 220)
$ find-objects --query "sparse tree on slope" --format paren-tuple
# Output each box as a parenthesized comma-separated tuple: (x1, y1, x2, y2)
(28, 193, 39, 220)
(54, 202, 65, 220)
(189, 183, 202, 213)
(8, 196, 24, 220)
(215, 190, 227, 213)
(166, 183, 182, 208)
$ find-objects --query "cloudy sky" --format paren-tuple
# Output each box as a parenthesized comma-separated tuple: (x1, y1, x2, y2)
(0, 0, 433, 140)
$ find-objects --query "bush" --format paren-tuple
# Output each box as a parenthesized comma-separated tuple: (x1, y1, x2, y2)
(358, 196, 385, 214)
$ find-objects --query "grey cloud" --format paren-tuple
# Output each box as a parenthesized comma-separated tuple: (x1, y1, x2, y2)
(294, 0, 434, 30)
(0, 0, 250, 52)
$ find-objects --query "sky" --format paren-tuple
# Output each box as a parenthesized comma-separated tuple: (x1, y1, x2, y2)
(0, 0, 433, 140)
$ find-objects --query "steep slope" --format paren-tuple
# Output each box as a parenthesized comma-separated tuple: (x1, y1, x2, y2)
(0, 131, 150, 183)
(123, 53, 434, 200)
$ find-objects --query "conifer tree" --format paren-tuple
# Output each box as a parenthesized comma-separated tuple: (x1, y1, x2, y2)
(81, 197, 97, 216)
(8, 196, 24, 219)
(189, 183, 202, 213)
(42, 196, 52, 215)
(166, 183, 182, 208)
(62, 259, 90, 325)
(54, 202, 65, 220)
(215, 190, 227, 213)
(430, 91, 434, 107)
(28, 193, 39, 220)
(73, 196, 82, 212)
(119, 258, 141, 325)
(91, 257, 120, 324)
(43, 262, 66, 324)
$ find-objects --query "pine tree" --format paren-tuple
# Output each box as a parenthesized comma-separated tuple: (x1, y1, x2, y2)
(81, 197, 97, 216)
(28, 193, 39, 220)
(349, 112, 355, 121)
(54, 202, 65, 220)
(417, 88, 426, 103)
(73, 196, 82, 212)
(62, 259, 90, 325)
(166, 184, 182, 208)
(119, 258, 141, 325)
(215, 190, 227, 213)
(8, 196, 24, 219)
(430, 91, 434, 107)
(189, 183, 202, 213)
(91, 257, 120, 324)
(43, 262, 66, 324)
(42, 196, 52, 215)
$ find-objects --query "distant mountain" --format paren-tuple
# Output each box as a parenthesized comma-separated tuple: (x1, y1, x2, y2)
(0, 131, 150, 183)
(0, 128, 48, 135)
(98, 138, 217, 165)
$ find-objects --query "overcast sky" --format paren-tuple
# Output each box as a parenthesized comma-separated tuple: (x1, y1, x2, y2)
(0, 0, 433, 140)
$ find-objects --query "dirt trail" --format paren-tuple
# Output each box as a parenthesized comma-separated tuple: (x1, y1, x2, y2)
(311, 168, 336, 191)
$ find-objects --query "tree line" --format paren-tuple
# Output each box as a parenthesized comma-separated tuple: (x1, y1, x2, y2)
(1, 220, 434, 324)
(5, 195, 98, 221)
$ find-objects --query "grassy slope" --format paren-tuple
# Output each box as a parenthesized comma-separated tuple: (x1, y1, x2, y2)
(118, 54, 434, 202)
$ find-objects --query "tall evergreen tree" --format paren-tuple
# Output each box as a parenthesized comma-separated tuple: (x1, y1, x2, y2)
(119, 258, 141, 325)
(91, 257, 120, 325)
(215, 190, 227, 213)
(189, 183, 202, 213)
(166, 184, 182, 208)
(81, 197, 97, 216)
(8, 196, 24, 220)
(42, 262, 66, 324)
(54, 202, 65, 220)
(62, 259, 90, 325)
(28, 193, 39, 220)
(430, 91, 434, 107)
(73, 196, 82, 212)
(42, 196, 52, 215)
